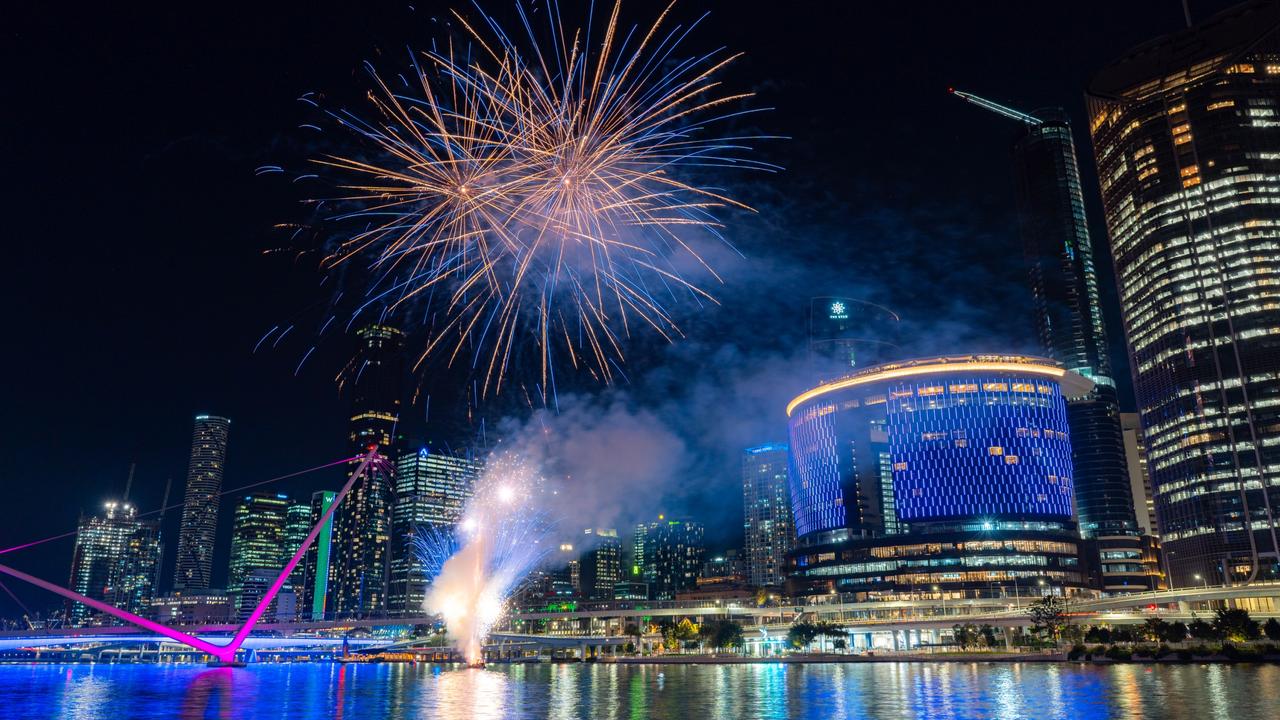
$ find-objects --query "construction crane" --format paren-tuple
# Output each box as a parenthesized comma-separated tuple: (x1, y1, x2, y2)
(949, 88, 1043, 126)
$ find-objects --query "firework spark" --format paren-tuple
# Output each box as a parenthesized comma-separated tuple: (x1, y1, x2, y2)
(420, 455, 555, 665)
(311, 0, 773, 400)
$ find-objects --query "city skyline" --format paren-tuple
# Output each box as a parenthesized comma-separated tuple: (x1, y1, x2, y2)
(0, 0, 1254, 622)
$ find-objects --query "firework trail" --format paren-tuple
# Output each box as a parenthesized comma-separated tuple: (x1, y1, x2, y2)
(307, 0, 773, 401)
(419, 455, 555, 664)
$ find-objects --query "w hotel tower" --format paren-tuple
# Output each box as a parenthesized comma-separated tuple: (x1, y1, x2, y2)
(1087, 1, 1280, 587)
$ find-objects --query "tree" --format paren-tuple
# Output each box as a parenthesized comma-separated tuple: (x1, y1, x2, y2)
(1141, 618, 1169, 643)
(697, 620, 743, 652)
(787, 622, 820, 650)
(952, 623, 979, 650)
(980, 624, 998, 649)
(1026, 596, 1070, 645)
(813, 621, 846, 652)
(1165, 621, 1188, 644)
(1264, 618, 1280, 642)
(832, 638, 847, 652)
(1187, 617, 1218, 641)
(1212, 608, 1260, 642)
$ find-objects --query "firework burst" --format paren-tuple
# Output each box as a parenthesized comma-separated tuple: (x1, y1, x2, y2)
(309, 0, 773, 400)
(420, 455, 555, 665)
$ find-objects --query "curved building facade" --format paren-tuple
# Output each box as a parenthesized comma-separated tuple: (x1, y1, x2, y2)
(786, 355, 1096, 599)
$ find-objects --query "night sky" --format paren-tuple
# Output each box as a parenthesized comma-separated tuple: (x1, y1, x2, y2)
(1, 0, 1239, 616)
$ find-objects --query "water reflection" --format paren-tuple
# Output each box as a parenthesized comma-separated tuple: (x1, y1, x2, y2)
(433, 666, 510, 720)
(4, 661, 1280, 719)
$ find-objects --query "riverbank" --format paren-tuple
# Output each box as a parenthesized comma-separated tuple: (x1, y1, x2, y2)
(603, 650, 1280, 665)
(604, 652, 1066, 664)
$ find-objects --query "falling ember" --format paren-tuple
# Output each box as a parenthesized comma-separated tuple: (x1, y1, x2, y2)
(418, 456, 554, 666)
(308, 0, 774, 400)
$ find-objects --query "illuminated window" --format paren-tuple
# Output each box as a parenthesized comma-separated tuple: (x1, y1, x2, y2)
(1207, 100, 1236, 111)
(1138, 166, 1159, 180)
(1180, 164, 1199, 177)
(1005, 455, 1019, 465)
(1011, 383, 1035, 393)
(1166, 103, 1186, 115)
(982, 382, 1008, 392)
(917, 386, 944, 396)
(889, 389, 913, 399)
(948, 383, 978, 393)
(893, 462, 908, 471)
(954, 439, 968, 448)
(1036, 385, 1052, 394)
(988, 446, 1003, 456)
(1225, 63, 1256, 73)
(1182, 176, 1201, 188)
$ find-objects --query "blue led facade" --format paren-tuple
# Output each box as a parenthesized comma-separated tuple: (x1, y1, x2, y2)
(788, 404, 845, 538)
(887, 375, 1075, 523)
(788, 356, 1087, 543)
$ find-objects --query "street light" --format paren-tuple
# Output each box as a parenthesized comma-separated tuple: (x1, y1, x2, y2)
(1194, 573, 1207, 589)
(932, 585, 946, 617)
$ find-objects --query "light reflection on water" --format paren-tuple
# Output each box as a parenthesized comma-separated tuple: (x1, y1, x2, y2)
(0, 661, 1276, 719)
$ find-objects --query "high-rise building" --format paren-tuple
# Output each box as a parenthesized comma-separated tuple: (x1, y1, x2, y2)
(388, 446, 481, 615)
(1120, 413, 1159, 537)
(331, 324, 404, 618)
(579, 529, 622, 601)
(300, 490, 337, 620)
(631, 522, 650, 580)
(787, 355, 1097, 599)
(742, 443, 796, 587)
(67, 501, 161, 626)
(174, 415, 230, 591)
(227, 493, 289, 596)
(956, 90, 1152, 592)
(642, 519, 705, 600)
(1087, 1, 1280, 586)
(284, 501, 311, 591)
(808, 297, 902, 378)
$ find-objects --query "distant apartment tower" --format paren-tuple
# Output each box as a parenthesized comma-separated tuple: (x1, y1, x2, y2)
(388, 446, 481, 615)
(284, 501, 311, 591)
(174, 415, 230, 591)
(1087, 1, 1280, 586)
(331, 324, 403, 617)
(579, 529, 622, 601)
(1120, 413, 1159, 537)
(742, 443, 796, 587)
(300, 490, 337, 620)
(227, 493, 289, 596)
(642, 519, 705, 600)
(67, 501, 161, 626)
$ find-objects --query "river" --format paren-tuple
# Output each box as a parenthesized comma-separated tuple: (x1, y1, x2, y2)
(1, 661, 1276, 719)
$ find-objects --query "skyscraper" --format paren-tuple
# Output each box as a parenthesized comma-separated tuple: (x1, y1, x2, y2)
(642, 519, 705, 600)
(300, 490, 337, 620)
(227, 493, 289, 596)
(579, 529, 622, 601)
(955, 90, 1152, 592)
(1087, 1, 1280, 586)
(284, 500, 311, 592)
(1120, 413, 1159, 537)
(742, 443, 796, 587)
(331, 324, 404, 617)
(388, 446, 481, 615)
(174, 415, 230, 591)
(67, 501, 161, 626)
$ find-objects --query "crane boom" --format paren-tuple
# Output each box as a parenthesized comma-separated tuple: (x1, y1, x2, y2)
(949, 88, 1042, 126)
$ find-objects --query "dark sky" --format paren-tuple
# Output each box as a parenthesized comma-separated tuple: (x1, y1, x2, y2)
(0, 0, 1239, 616)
